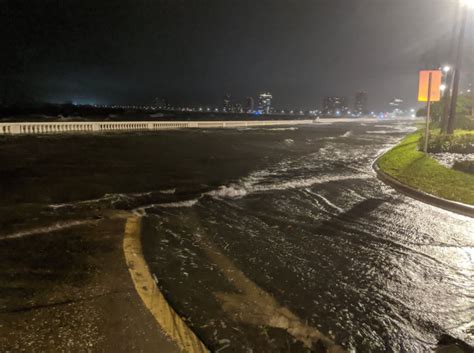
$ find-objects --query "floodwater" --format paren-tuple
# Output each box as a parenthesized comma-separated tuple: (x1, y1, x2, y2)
(0, 121, 472, 352)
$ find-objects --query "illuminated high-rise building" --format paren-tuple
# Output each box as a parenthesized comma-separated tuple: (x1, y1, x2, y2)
(322, 96, 347, 115)
(354, 91, 368, 115)
(258, 93, 272, 114)
(223, 94, 231, 112)
(233, 103, 243, 113)
(389, 98, 404, 116)
(245, 97, 254, 112)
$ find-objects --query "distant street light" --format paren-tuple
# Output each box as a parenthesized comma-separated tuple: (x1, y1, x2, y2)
(440, 84, 447, 92)
(442, 65, 451, 73)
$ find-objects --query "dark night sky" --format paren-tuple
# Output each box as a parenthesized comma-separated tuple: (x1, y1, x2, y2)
(1, 0, 473, 110)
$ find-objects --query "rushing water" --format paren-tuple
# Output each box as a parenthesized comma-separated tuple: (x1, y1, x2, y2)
(0, 120, 472, 352)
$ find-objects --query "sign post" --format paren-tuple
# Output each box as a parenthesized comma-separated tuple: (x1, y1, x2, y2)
(418, 70, 442, 153)
(424, 72, 433, 153)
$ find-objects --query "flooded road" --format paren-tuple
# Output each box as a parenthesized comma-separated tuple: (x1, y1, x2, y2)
(0, 120, 472, 352)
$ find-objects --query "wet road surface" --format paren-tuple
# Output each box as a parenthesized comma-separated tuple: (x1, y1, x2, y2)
(0, 215, 180, 353)
(0, 120, 472, 352)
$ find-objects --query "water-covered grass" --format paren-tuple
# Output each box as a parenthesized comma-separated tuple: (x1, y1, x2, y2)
(377, 132, 474, 205)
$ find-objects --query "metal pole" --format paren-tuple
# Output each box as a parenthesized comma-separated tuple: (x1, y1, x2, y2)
(424, 73, 432, 153)
(441, 4, 460, 133)
(441, 73, 452, 133)
(472, 84, 474, 118)
(447, 5, 468, 134)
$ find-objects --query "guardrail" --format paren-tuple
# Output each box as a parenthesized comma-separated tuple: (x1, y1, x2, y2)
(0, 120, 314, 135)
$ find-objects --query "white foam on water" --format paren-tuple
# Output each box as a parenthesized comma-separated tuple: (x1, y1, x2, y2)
(311, 192, 344, 213)
(0, 219, 97, 241)
(106, 191, 153, 199)
(157, 199, 200, 208)
(132, 208, 147, 216)
(134, 198, 201, 213)
(268, 127, 298, 131)
(202, 141, 376, 201)
(48, 196, 108, 209)
(206, 185, 248, 199)
(366, 130, 393, 134)
(51, 131, 380, 216)
(367, 125, 417, 135)
(341, 131, 352, 137)
(48, 190, 154, 209)
(160, 188, 176, 194)
(207, 172, 370, 200)
(284, 138, 295, 145)
(256, 174, 370, 193)
(48, 203, 71, 209)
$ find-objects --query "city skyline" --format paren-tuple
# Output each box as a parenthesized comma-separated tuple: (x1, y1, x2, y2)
(1, 0, 473, 111)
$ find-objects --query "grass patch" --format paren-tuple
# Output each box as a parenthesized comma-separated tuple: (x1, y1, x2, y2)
(377, 132, 474, 205)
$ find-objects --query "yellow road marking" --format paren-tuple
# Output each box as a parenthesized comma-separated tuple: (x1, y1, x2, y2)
(123, 216, 210, 353)
(198, 234, 347, 353)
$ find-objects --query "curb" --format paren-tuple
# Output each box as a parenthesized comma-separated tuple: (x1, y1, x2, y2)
(123, 216, 211, 353)
(373, 159, 474, 218)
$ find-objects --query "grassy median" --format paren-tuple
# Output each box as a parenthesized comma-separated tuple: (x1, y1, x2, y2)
(377, 132, 474, 205)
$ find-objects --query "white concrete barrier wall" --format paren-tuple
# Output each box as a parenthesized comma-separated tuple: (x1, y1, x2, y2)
(0, 120, 314, 135)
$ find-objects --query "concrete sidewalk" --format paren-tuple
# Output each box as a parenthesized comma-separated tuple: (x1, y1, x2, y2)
(0, 217, 180, 353)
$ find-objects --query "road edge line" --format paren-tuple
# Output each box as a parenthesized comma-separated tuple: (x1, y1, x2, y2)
(123, 215, 211, 353)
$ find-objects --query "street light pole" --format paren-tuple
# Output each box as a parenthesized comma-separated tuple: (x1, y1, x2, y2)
(440, 67, 452, 133)
(471, 84, 474, 118)
(440, 4, 460, 133)
(447, 4, 468, 134)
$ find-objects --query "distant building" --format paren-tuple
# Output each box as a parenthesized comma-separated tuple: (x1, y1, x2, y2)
(354, 91, 368, 115)
(233, 103, 243, 113)
(223, 94, 232, 112)
(245, 97, 254, 112)
(322, 96, 348, 115)
(153, 97, 168, 108)
(389, 98, 404, 116)
(389, 98, 403, 107)
(258, 92, 273, 114)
